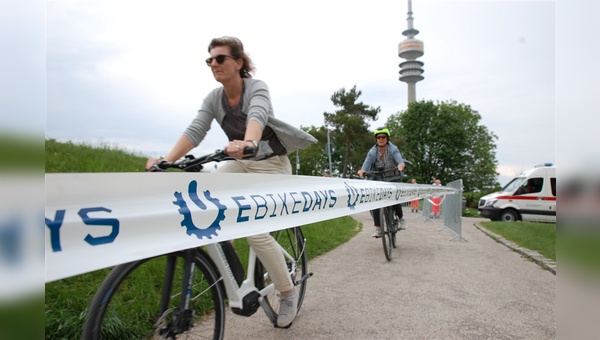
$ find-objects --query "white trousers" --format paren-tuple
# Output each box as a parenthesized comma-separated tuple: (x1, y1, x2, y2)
(217, 155, 293, 292)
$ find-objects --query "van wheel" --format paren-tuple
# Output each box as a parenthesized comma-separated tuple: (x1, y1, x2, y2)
(500, 209, 518, 222)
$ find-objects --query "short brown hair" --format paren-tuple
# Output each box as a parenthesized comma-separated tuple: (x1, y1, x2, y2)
(208, 36, 255, 78)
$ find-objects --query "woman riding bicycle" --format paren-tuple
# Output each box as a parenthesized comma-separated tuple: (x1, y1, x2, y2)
(145, 36, 316, 328)
(357, 127, 407, 238)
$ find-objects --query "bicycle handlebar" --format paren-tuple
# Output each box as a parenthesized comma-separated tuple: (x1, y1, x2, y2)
(150, 147, 255, 172)
(360, 168, 404, 181)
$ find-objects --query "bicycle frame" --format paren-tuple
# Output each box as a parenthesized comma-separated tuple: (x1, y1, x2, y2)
(202, 232, 305, 324)
(154, 234, 303, 337)
(205, 243, 271, 308)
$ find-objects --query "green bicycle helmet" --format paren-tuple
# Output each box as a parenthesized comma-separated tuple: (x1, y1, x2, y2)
(373, 127, 390, 137)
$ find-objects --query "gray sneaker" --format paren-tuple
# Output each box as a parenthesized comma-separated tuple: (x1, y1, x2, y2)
(277, 291, 298, 328)
(399, 219, 407, 230)
(371, 228, 382, 238)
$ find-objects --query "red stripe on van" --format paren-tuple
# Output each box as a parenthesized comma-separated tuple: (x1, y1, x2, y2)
(497, 196, 556, 201)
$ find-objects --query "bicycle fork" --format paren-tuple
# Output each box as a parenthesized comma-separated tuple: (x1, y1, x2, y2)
(155, 251, 197, 337)
(177, 251, 196, 331)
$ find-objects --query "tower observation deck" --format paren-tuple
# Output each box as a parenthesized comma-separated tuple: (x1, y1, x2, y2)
(398, 0, 424, 103)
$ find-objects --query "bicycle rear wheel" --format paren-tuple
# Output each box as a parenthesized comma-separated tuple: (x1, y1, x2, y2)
(380, 208, 393, 261)
(254, 227, 308, 317)
(82, 250, 226, 340)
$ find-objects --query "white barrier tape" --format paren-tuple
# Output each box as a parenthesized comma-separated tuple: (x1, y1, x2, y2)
(45, 173, 456, 282)
(1, 176, 45, 301)
(427, 196, 445, 207)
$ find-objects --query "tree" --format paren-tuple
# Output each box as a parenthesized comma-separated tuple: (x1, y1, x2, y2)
(386, 100, 498, 191)
(323, 85, 380, 177)
(291, 125, 331, 176)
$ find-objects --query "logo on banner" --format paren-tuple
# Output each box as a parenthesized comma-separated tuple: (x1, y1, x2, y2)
(344, 182, 360, 210)
(172, 180, 226, 239)
(343, 181, 400, 208)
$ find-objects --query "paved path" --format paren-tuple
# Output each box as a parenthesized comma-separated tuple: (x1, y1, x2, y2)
(220, 211, 556, 339)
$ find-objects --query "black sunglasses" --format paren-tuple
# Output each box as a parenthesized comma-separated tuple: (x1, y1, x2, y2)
(205, 54, 236, 66)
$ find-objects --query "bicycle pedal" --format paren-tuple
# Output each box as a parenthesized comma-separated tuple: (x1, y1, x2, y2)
(296, 272, 313, 284)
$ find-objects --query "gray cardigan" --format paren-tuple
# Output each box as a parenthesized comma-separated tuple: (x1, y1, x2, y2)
(184, 78, 317, 155)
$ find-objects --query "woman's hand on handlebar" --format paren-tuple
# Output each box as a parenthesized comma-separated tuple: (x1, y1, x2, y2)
(357, 169, 366, 178)
(145, 157, 161, 171)
(225, 140, 255, 159)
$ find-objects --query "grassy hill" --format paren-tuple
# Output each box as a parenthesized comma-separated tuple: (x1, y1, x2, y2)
(0, 132, 44, 171)
(45, 139, 149, 172)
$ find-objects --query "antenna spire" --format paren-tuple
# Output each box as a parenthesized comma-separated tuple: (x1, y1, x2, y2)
(398, 0, 425, 104)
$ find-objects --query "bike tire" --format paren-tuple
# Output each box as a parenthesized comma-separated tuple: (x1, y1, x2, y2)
(380, 209, 393, 261)
(82, 250, 226, 340)
(254, 227, 308, 318)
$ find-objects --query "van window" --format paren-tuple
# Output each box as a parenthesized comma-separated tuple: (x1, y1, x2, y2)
(551, 177, 556, 196)
(515, 177, 543, 195)
(503, 177, 526, 193)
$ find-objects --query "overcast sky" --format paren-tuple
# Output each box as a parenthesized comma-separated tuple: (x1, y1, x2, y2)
(10, 0, 575, 185)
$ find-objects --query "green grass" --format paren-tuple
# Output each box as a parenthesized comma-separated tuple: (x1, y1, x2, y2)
(0, 133, 44, 340)
(462, 207, 480, 217)
(480, 221, 556, 262)
(1, 294, 44, 340)
(45, 139, 148, 172)
(45, 270, 113, 339)
(44, 140, 361, 339)
(557, 226, 600, 276)
(233, 216, 360, 269)
(0, 131, 44, 171)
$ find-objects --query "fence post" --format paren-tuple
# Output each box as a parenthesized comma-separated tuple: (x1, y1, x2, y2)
(438, 179, 467, 242)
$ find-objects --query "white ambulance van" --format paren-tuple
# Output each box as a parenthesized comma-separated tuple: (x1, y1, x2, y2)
(478, 163, 556, 222)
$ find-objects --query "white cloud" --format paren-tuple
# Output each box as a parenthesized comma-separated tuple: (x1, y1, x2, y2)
(0, 0, 45, 134)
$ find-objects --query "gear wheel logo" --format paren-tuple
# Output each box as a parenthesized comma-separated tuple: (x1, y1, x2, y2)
(172, 180, 227, 239)
(344, 182, 359, 210)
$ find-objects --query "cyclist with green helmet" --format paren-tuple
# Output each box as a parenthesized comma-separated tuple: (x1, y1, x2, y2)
(357, 127, 407, 237)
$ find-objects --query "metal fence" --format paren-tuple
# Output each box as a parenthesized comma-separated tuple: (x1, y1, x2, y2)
(442, 179, 466, 241)
(421, 179, 466, 241)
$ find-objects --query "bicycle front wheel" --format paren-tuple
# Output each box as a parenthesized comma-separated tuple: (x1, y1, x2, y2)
(255, 227, 308, 317)
(391, 215, 398, 249)
(380, 208, 393, 261)
(82, 250, 226, 340)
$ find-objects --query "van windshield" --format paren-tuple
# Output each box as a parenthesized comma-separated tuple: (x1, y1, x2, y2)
(502, 176, 526, 193)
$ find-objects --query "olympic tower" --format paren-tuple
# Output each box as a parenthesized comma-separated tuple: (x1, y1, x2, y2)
(398, 0, 424, 103)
